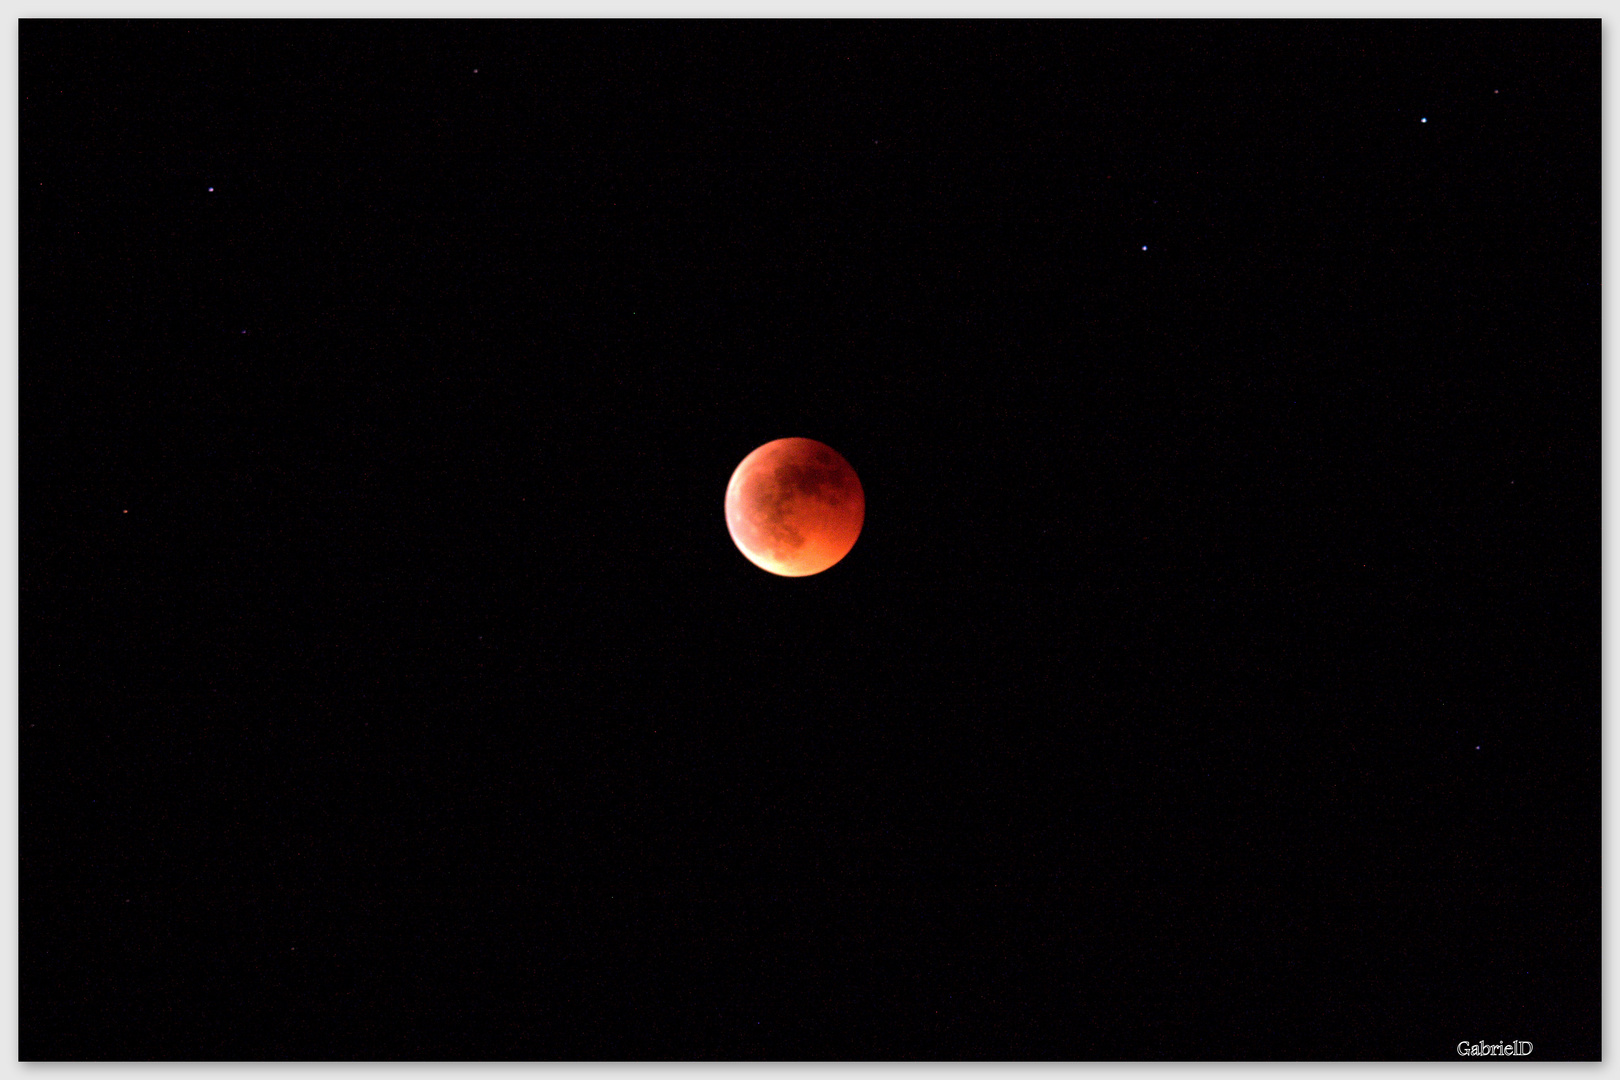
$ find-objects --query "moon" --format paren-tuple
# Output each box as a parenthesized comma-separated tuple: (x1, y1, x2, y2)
(725, 438, 865, 577)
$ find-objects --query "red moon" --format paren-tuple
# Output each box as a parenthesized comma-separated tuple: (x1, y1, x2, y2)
(725, 438, 865, 577)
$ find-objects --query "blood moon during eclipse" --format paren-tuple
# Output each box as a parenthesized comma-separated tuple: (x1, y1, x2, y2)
(725, 438, 865, 577)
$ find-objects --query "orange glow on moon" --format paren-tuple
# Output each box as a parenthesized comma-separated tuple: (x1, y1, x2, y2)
(725, 437, 865, 577)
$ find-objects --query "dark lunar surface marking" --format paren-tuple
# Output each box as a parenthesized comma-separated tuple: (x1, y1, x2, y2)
(774, 461, 851, 507)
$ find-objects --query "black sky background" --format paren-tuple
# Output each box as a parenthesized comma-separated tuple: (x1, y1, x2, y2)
(22, 20, 1599, 1060)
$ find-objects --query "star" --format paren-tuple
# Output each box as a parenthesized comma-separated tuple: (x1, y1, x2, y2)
(1421, 117, 1427, 123)
(207, 187, 214, 192)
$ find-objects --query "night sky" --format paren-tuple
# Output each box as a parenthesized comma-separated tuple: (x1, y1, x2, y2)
(23, 21, 1598, 1060)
